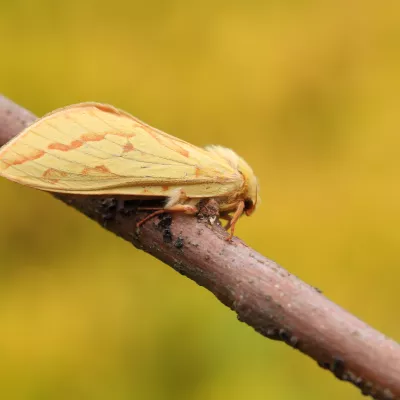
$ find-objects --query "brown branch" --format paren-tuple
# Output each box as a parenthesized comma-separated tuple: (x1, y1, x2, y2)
(0, 94, 399, 399)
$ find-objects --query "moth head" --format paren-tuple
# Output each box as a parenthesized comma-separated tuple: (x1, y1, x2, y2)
(237, 157, 260, 216)
(205, 145, 260, 216)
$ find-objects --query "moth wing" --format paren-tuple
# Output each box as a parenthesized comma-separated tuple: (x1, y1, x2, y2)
(0, 103, 242, 198)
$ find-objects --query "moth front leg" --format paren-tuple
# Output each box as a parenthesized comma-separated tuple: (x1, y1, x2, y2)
(225, 200, 245, 241)
(219, 213, 233, 230)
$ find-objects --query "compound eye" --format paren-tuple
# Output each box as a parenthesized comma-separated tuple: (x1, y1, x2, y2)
(244, 199, 253, 209)
(244, 199, 255, 215)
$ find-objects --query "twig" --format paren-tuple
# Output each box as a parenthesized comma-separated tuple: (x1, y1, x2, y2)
(0, 95, 399, 400)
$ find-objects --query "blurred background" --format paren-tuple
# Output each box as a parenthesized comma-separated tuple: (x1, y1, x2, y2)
(0, 0, 399, 399)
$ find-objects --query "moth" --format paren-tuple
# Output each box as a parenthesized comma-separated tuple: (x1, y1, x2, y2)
(0, 103, 260, 240)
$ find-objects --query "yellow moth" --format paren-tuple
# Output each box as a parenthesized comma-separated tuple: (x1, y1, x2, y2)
(0, 103, 260, 240)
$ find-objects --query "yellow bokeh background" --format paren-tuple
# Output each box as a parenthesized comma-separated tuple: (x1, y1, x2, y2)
(1, 1, 399, 399)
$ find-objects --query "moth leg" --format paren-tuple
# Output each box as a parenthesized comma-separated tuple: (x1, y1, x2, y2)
(219, 213, 233, 230)
(137, 189, 199, 228)
(137, 204, 198, 228)
(226, 201, 245, 241)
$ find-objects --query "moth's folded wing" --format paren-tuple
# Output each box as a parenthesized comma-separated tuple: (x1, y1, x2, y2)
(0, 103, 242, 198)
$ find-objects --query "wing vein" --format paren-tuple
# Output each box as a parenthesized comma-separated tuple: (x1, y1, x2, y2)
(87, 112, 196, 167)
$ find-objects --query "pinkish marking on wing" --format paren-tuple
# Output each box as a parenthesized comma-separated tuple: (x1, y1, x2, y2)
(81, 165, 113, 176)
(122, 142, 135, 153)
(42, 168, 68, 183)
(48, 140, 83, 151)
(1, 148, 45, 169)
(80, 133, 104, 141)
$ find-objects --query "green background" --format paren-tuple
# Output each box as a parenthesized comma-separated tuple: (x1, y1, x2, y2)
(1, 1, 399, 399)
